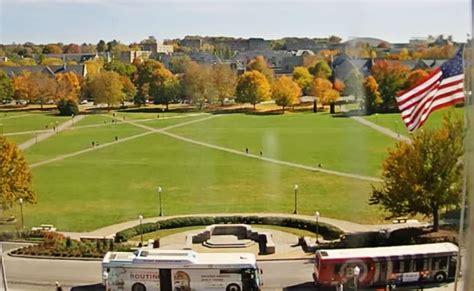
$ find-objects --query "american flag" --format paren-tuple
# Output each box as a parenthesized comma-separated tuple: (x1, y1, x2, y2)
(396, 46, 465, 132)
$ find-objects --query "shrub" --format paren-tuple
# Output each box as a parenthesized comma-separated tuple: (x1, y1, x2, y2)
(57, 98, 79, 116)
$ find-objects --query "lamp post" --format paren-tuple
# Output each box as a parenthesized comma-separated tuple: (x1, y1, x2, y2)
(138, 215, 143, 246)
(353, 265, 361, 291)
(394, 120, 399, 137)
(157, 186, 163, 216)
(293, 184, 299, 214)
(315, 211, 320, 243)
(71, 113, 75, 126)
(19, 198, 24, 230)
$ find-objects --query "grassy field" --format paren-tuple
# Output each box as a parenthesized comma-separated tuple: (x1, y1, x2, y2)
(170, 112, 396, 177)
(2, 109, 408, 232)
(0, 113, 69, 134)
(21, 131, 383, 231)
(363, 107, 464, 136)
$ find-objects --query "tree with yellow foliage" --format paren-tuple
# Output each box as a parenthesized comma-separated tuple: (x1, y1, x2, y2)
(55, 72, 81, 101)
(292, 66, 313, 95)
(405, 69, 429, 89)
(246, 56, 274, 83)
(272, 76, 301, 113)
(0, 136, 36, 211)
(236, 71, 271, 109)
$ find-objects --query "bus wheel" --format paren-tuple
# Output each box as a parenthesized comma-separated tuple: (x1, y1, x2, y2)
(434, 272, 446, 282)
(226, 283, 241, 291)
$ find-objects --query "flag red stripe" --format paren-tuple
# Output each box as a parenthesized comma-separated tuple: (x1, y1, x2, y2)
(398, 78, 440, 108)
(409, 96, 465, 131)
(396, 68, 441, 101)
(404, 88, 464, 128)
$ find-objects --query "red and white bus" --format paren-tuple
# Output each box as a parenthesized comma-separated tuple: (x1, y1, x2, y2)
(313, 242, 458, 288)
(102, 249, 263, 291)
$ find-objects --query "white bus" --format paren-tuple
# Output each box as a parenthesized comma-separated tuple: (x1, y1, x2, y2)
(102, 249, 263, 291)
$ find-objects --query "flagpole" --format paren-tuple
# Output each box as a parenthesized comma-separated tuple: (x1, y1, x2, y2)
(454, 39, 470, 291)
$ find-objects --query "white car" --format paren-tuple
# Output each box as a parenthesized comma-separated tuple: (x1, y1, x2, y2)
(80, 100, 89, 105)
(31, 224, 56, 232)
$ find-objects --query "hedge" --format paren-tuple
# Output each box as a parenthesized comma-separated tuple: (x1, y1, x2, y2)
(114, 215, 343, 242)
(0, 230, 44, 241)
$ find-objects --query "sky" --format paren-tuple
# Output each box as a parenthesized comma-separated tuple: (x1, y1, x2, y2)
(0, 0, 470, 44)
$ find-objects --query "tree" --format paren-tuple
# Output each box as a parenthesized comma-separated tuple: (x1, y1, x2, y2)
(41, 58, 63, 66)
(235, 71, 271, 109)
(181, 62, 216, 109)
(405, 69, 429, 89)
(333, 79, 345, 94)
(363, 76, 383, 114)
(370, 114, 463, 231)
(152, 75, 179, 111)
(168, 55, 192, 74)
(212, 64, 237, 106)
(272, 76, 301, 113)
(311, 77, 338, 113)
(55, 72, 81, 102)
(0, 71, 14, 101)
(84, 58, 104, 76)
(371, 60, 409, 112)
(28, 72, 57, 109)
(246, 56, 274, 83)
(292, 66, 313, 95)
(398, 48, 411, 60)
(57, 98, 79, 116)
(63, 43, 81, 54)
(86, 71, 124, 110)
(120, 76, 137, 102)
(17, 58, 36, 66)
(104, 60, 137, 77)
(343, 70, 364, 100)
(97, 40, 106, 52)
(42, 44, 63, 54)
(328, 35, 342, 43)
(309, 61, 332, 79)
(0, 136, 36, 210)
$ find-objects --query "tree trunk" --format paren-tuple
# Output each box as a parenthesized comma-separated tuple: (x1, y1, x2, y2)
(432, 203, 439, 232)
(166, 102, 169, 111)
(313, 100, 317, 113)
(282, 106, 285, 114)
(330, 102, 335, 114)
(40, 100, 44, 110)
(253, 103, 256, 110)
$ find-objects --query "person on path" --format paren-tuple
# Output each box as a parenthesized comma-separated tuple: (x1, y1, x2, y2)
(259, 151, 262, 157)
(92, 141, 95, 147)
(245, 148, 248, 154)
(115, 136, 118, 142)
(55, 281, 62, 291)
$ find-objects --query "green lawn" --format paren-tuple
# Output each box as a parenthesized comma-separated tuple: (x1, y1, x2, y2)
(24, 132, 383, 231)
(363, 107, 464, 136)
(140, 114, 211, 129)
(24, 123, 147, 164)
(5, 133, 37, 145)
(170, 112, 396, 177)
(73, 114, 115, 127)
(0, 113, 69, 134)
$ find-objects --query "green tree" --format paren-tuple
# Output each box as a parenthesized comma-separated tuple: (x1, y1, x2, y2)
(57, 98, 79, 116)
(292, 66, 313, 95)
(309, 61, 332, 79)
(370, 114, 463, 231)
(153, 76, 180, 111)
(343, 70, 364, 100)
(212, 64, 237, 106)
(86, 71, 124, 110)
(0, 71, 14, 101)
(168, 55, 192, 74)
(272, 76, 301, 113)
(0, 136, 36, 210)
(97, 40, 106, 52)
(104, 60, 137, 77)
(120, 76, 137, 102)
(246, 56, 274, 83)
(235, 71, 271, 109)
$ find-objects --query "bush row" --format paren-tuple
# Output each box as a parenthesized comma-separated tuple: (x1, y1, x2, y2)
(0, 230, 44, 241)
(115, 215, 343, 242)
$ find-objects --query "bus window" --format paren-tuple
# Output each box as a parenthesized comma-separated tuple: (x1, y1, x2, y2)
(403, 260, 411, 272)
(393, 260, 401, 273)
(432, 257, 448, 270)
(414, 258, 427, 271)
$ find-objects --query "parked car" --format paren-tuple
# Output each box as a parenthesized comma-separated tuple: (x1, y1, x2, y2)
(31, 224, 56, 232)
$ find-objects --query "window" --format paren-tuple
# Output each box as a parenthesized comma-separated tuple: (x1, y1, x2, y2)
(392, 260, 401, 273)
(403, 260, 411, 272)
(414, 258, 427, 271)
(432, 257, 448, 270)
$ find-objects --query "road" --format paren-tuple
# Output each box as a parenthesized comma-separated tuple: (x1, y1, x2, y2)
(2, 244, 457, 291)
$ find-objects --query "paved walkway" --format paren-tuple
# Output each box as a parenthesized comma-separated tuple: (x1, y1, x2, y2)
(29, 115, 217, 168)
(350, 115, 411, 142)
(18, 115, 86, 150)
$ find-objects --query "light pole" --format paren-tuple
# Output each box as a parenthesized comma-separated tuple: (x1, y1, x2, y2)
(19, 198, 24, 230)
(157, 186, 163, 216)
(138, 215, 143, 246)
(315, 211, 320, 243)
(293, 184, 299, 214)
(71, 113, 75, 126)
(394, 120, 399, 137)
(353, 265, 360, 291)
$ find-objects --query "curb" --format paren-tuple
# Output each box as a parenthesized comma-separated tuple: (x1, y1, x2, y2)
(8, 252, 102, 261)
